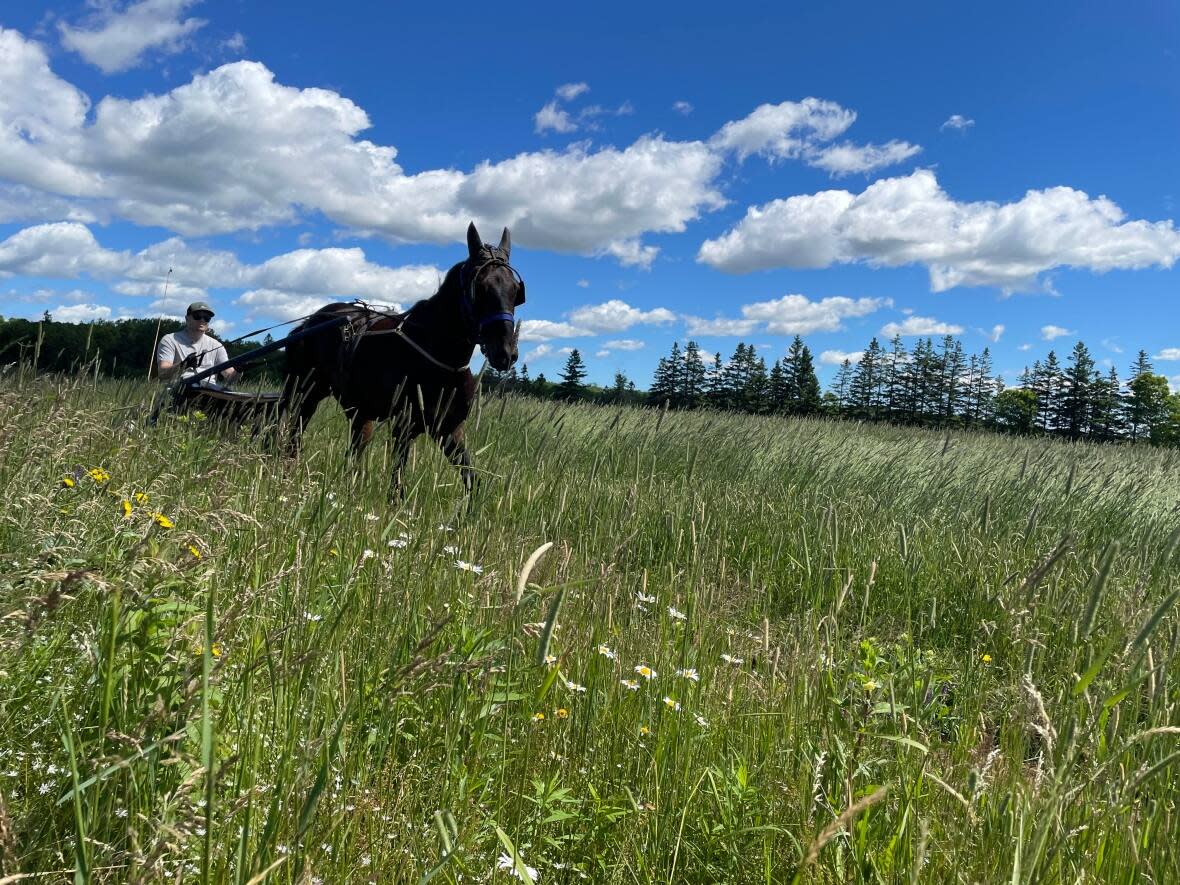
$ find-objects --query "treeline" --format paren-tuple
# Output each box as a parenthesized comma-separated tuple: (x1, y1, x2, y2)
(0, 314, 279, 381)
(496, 334, 1180, 447)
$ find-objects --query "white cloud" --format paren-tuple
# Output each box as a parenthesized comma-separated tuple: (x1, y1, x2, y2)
(567, 299, 675, 333)
(0, 221, 441, 319)
(1018, 343, 1032, 351)
(989, 324, 1005, 343)
(58, 0, 207, 74)
(1168, 374, 1180, 393)
(673, 100, 694, 116)
(1153, 348, 1180, 361)
(820, 349, 863, 365)
(519, 319, 589, 342)
(601, 239, 660, 269)
(941, 114, 975, 133)
(522, 343, 573, 363)
(0, 31, 726, 263)
(237, 289, 367, 322)
(686, 294, 886, 337)
(881, 316, 964, 337)
(1101, 337, 1123, 354)
(575, 278, 590, 288)
(603, 338, 645, 351)
(534, 101, 577, 134)
(556, 82, 590, 102)
(808, 140, 922, 177)
(595, 349, 610, 358)
(698, 169, 1180, 292)
(53, 302, 112, 322)
(1041, 324, 1074, 341)
(709, 98, 856, 162)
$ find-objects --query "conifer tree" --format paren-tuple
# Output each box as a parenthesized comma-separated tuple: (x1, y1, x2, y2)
(557, 349, 588, 400)
(682, 340, 707, 408)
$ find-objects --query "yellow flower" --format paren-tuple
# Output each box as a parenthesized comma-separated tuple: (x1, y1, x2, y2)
(151, 512, 175, 529)
(532, 712, 546, 722)
(329, 547, 339, 557)
(187, 545, 202, 560)
(634, 664, 656, 680)
(555, 708, 569, 719)
(120, 499, 132, 519)
(862, 680, 879, 692)
(133, 491, 149, 504)
(638, 725, 651, 736)
(211, 643, 222, 658)
(981, 654, 993, 664)
(87, 467, 110, 484)
(61, 475, 75, 488)
(663, 696, 681, 712)
(192, 410, 207, 421)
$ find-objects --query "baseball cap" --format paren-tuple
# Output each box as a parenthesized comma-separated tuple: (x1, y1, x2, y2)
(187, 301, 215, 317)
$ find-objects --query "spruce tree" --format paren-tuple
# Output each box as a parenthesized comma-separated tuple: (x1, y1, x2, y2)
(683, 340, 706, 408)
(1057, 341, 1096, 438)
(557, 349, 588, 400)
(796, 344, 822, 415)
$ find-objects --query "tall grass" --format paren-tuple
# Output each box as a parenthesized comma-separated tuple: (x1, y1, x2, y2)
(1, 372, 1177, 883)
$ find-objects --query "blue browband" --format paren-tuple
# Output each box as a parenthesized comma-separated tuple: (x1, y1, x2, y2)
(479, 311, 514, 328)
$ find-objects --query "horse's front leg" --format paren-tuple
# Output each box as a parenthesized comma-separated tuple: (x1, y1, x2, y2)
(438, 427, 477, 498)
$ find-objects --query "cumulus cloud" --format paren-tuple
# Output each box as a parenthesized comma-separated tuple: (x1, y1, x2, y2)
(58, 0, 207, 74)
(880, 315, 964, 337)
(567, 299, 675, 333)
(1153, 347, 1180, 361)
(534, 101, 577, 134)
(519, 319, 590, 342)
(604, 338, 645, 351)
(1041, 324, 1074, 341)
(820, 349, 863, 365)
(686, 294, 886, 337)
(522, 343, 573, 363)
(556, 82, 590, 102)
(0, 221, 441, 319)
(808, 140, 922, 177)
(698, 169, 1180, 292)
(941, 114, 975, 133)
(53, 302, 112, 322)
(709, 98, 856, 162)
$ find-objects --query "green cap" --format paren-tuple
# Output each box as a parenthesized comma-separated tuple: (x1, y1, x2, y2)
(187, 301, 214, 317)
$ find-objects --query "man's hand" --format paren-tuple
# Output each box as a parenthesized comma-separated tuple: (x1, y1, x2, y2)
(182, 353, 201, 370)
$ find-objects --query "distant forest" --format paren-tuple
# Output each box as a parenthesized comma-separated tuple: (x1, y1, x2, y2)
(490, 334, 1180, 447)
(3, 313, 1178, 446)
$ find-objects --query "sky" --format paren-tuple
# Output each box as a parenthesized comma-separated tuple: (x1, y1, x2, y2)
(1, 0, 1178, 388)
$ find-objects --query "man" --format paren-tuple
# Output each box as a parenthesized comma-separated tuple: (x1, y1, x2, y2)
(156, 301, 238, 387)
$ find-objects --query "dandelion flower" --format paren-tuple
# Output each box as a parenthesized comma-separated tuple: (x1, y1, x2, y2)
(531, 712, 546, 722)
(620, 679, 640, 691)
(187, 544, 202, 560)
(555, 708, 570, 719)
(663, 696, 680, 712)
(677, 668, 699, 683)
(597, 644, 617, 660)
(668, 606, 687, 621)
(638, 725, 651, 736)
(87, 467, 110, 484)
(60, 476, 75, 488)
(634, 664, 657, 680)
(329, 547, 339, 557)
(981, 653, 993, 664)
(720, 653, 743, 666)
(151, 512, 175, 529)
(454, 559, 483, 574)
(120, 499, 132, 519)
(133, 491, 149, 504)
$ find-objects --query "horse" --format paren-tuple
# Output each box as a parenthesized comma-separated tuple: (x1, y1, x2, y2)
(279, 222, 524, 496)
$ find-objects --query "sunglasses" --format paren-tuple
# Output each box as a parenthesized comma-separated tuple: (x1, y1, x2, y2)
(191, 312, 213, 322)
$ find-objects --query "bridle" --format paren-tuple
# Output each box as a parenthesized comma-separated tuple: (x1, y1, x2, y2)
(457, 246, 525, 348)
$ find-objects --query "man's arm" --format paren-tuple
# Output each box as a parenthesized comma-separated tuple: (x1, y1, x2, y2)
(212, 343, 237, 382)
(156, 337, 187, 380)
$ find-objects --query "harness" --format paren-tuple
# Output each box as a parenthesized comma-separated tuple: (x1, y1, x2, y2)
(346, 247, 524, 374)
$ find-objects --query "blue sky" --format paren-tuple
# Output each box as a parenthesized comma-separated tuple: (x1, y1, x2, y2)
(1, 0, 1178, 388)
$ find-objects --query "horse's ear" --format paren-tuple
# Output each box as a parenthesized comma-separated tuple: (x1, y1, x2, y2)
(498, 227, 511, 259)
(466, 222, 482, 259)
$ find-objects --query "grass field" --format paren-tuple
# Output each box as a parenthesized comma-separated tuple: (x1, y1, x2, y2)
(1, 372, 1178, 883)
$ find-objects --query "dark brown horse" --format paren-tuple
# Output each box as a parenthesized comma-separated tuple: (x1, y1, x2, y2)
(279, 222, 524, 494)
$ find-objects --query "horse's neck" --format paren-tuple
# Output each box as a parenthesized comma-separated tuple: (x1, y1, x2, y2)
(411, 283, 476, 368)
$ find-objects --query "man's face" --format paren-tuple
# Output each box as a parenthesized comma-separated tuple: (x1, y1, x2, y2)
(186, 310, 212, 337)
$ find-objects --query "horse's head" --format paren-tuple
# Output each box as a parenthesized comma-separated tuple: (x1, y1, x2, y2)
(461, 222, 524, 372)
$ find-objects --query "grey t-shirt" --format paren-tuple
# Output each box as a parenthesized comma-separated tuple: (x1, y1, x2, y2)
(157, 329, 230, 385)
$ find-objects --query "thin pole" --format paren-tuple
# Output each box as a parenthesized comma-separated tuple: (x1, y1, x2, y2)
(147, 268, 173, 379)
